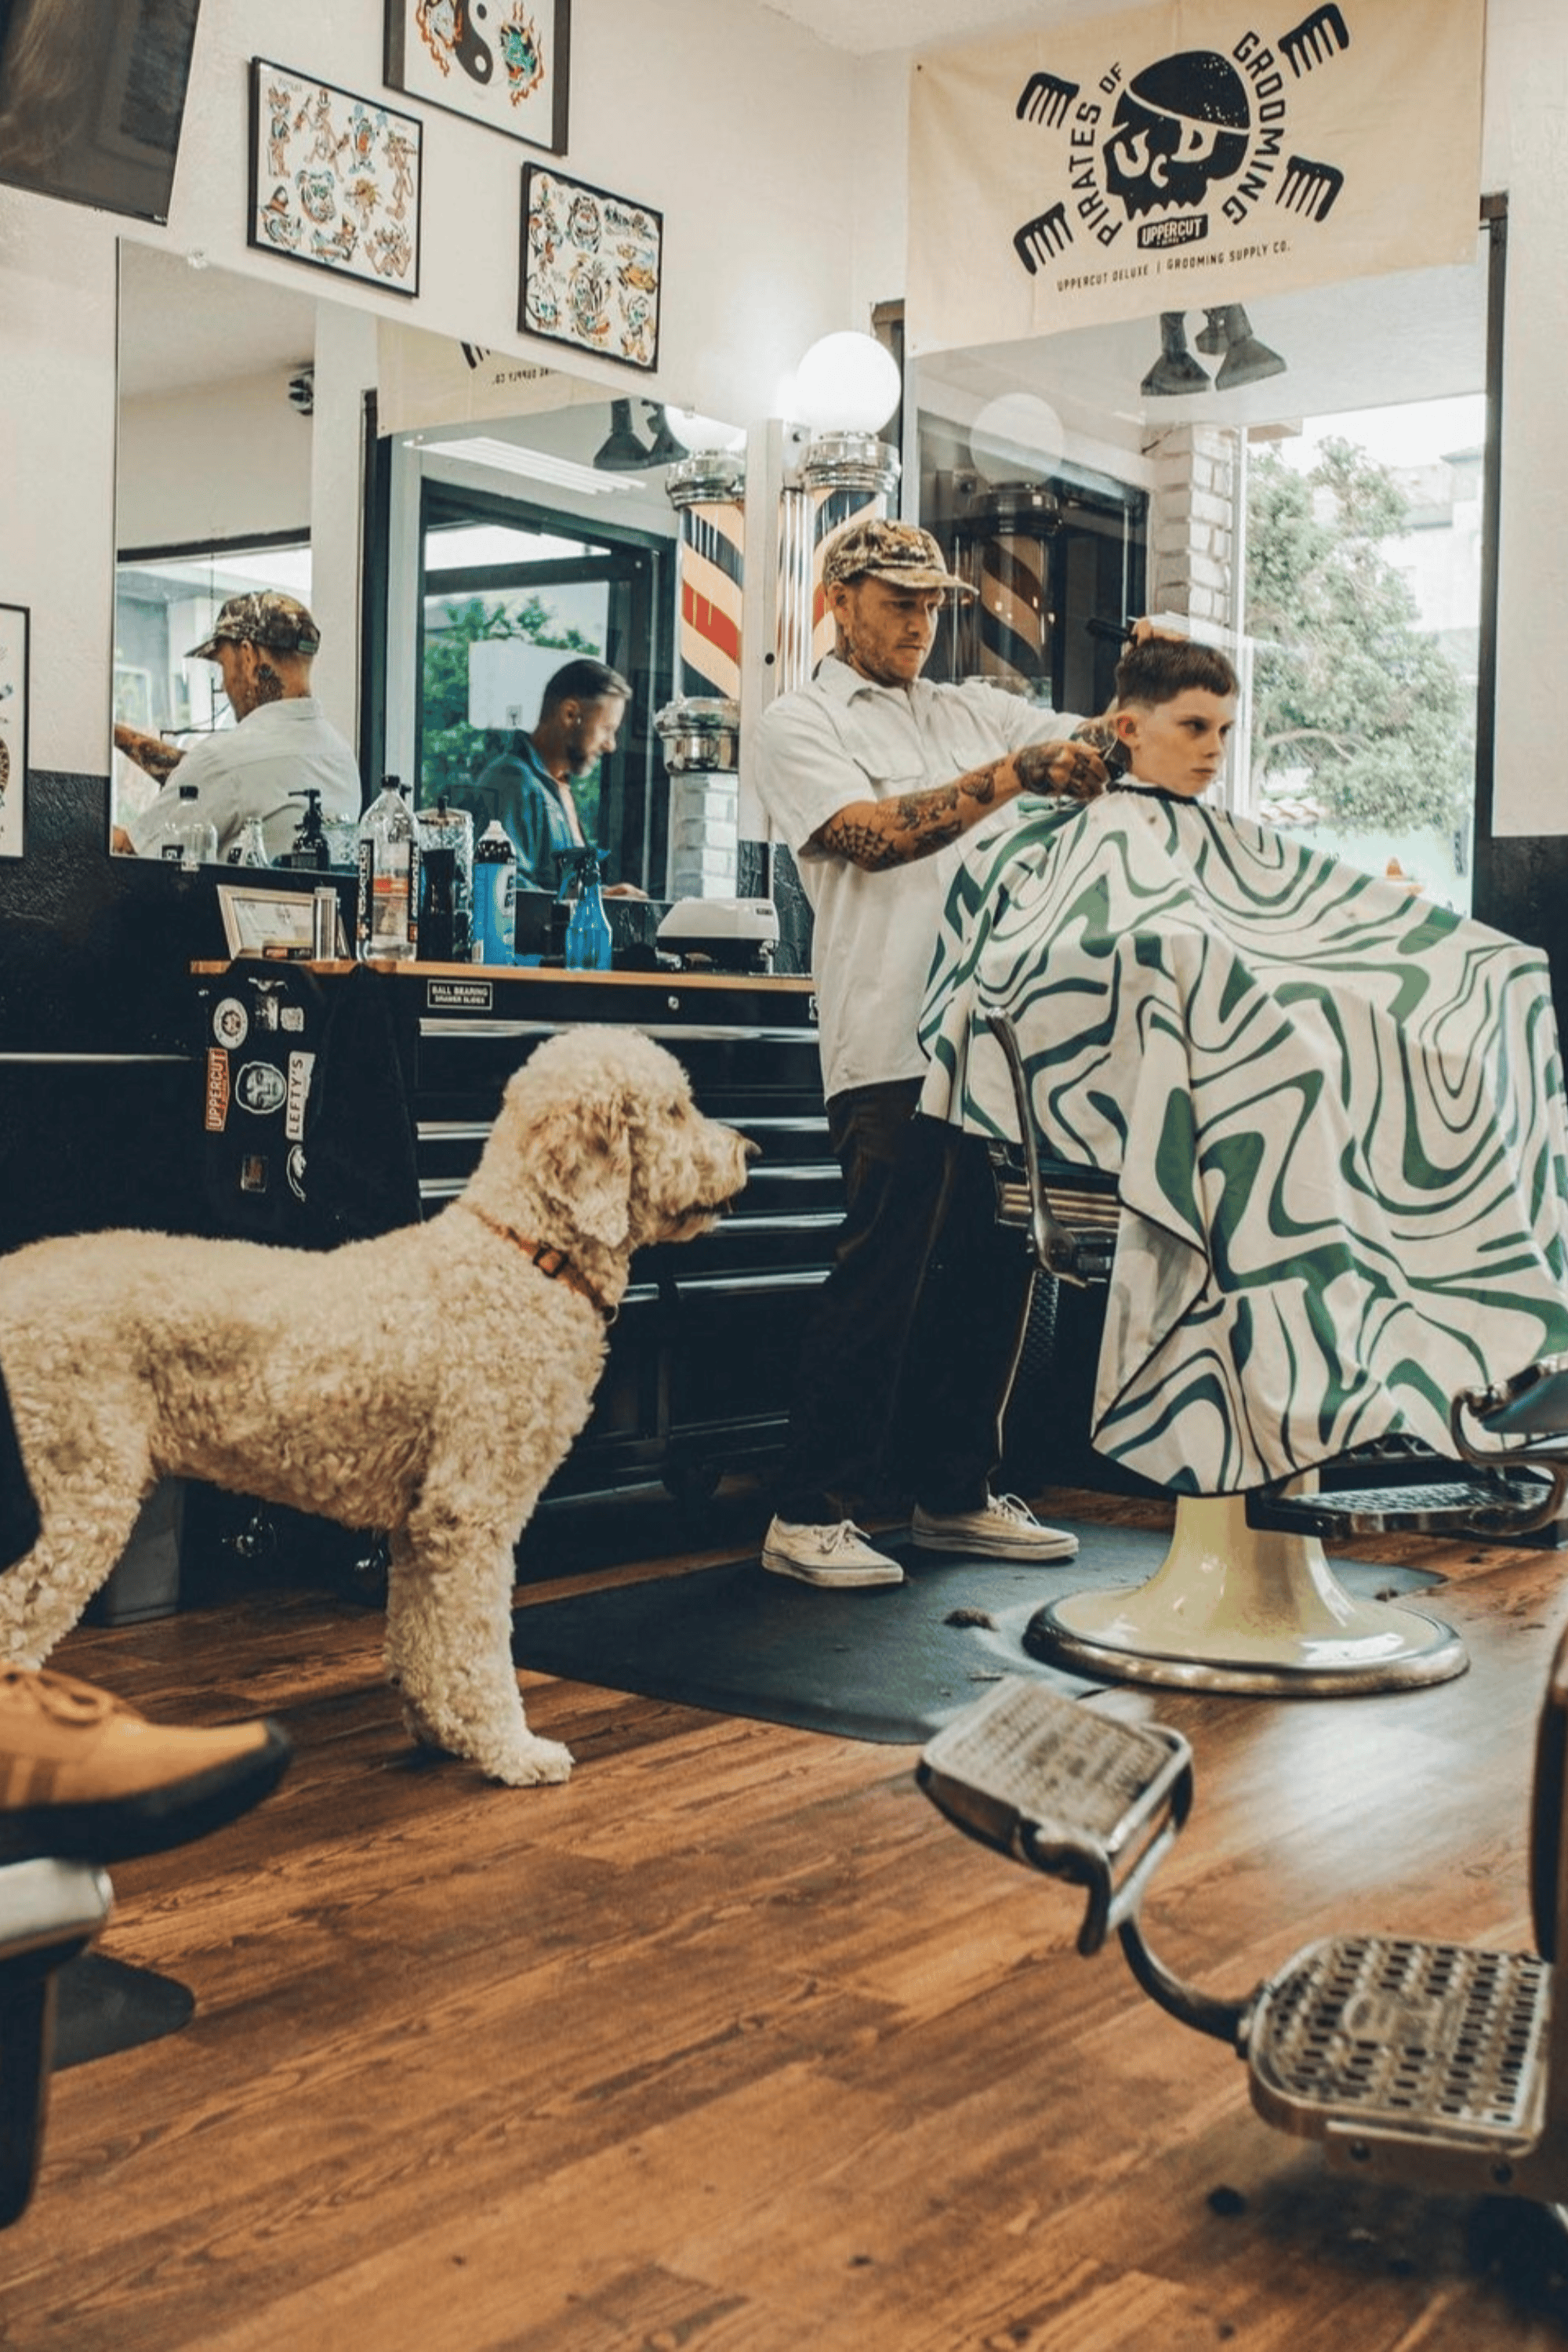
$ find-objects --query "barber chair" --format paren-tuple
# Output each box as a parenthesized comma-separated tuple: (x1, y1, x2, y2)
(985, 1009, 1568, 1695)
(0, 1859, 111, 2227)
(917, 1631, 1568, 2209)
(0, 1860, 198, 2229)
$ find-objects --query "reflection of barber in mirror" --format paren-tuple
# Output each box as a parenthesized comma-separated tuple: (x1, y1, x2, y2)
(450, 657, 647, 898)
(750, 515, 1133, 1592)
(111, 593, 361, 864)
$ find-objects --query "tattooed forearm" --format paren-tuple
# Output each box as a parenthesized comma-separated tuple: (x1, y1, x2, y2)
(819, 803, 964, 868)
(112, 723, 186, 786)
(812, 739, 1104, 870)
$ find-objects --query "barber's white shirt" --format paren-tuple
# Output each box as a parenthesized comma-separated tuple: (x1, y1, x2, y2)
(754, 655, 1081, 1099)
(125, 697, 361, 864)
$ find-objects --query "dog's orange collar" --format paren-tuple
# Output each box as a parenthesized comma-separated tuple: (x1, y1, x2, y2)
(463, 1204, 615, 1323)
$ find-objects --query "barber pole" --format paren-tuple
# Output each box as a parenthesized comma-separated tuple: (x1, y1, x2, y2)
(956, 485, 1060, 692)
(666, 453, 746, 701)
(798, 434, 900, 677)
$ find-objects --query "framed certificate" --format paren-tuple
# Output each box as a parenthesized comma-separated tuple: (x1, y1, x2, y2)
(216, 884, 344, 958)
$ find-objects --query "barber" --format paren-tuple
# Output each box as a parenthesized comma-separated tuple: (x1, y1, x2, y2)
(113, 591, 361, 864)
(752, 517, 1109, 1589)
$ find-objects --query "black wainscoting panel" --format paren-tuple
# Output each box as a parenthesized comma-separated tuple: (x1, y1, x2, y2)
(1475, 833, 1568, 1038)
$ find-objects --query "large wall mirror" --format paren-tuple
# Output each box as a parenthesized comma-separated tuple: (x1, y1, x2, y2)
(112, 241, 743, 894)
(909, 212, 1498, 914)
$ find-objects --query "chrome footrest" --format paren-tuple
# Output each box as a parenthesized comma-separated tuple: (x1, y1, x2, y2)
(918, 1677, 1192, 1955)
(1248, 1471, 1558, 1538)
(1247, 1933, 1550, 2155)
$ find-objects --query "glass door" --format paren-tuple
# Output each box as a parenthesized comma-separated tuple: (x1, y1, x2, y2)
(416, 479, 673, 892)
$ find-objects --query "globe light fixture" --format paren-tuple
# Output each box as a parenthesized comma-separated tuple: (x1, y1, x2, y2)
(792, 331, 902, 435)
(666, 408, 746, 454)
(969, 391, 1068, 485)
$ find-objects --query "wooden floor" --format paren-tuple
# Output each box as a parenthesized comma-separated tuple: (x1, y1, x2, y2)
(6, 1485, 1568, 2350)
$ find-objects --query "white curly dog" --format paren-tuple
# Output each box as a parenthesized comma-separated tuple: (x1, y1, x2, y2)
(0, 1027, 753, 1786)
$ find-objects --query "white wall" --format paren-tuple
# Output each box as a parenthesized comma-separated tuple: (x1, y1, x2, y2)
(1481, 0, 1568, 838)
(0, 0, 861, 777)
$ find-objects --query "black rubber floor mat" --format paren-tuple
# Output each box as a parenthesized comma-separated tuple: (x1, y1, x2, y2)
(512, 1523, 1442, 1744)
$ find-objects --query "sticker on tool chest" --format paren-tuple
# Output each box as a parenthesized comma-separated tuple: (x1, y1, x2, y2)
(212, 996, 248, 1049)
(426, 978, 493, 1011)
(284, 1051, 315, 1142)
(205, 1047, 231, 1132)
(235, 1061, 287, 1116)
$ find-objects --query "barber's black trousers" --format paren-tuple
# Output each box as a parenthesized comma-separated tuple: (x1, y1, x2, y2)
(771, 1077, 1036, 1526)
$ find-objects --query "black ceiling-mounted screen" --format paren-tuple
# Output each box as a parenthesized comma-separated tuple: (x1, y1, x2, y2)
(0, 0, 203, 225)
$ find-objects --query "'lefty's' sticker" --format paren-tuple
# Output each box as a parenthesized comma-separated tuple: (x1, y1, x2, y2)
(285, 1051, 315, 1142)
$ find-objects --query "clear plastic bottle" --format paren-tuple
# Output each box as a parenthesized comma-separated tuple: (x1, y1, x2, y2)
(355, 775, 420, 961)
(470, 821, 517, 965)
(228, 813, 270, 868)
(563, 848, 613, 971)
(154, 782, 218, 871)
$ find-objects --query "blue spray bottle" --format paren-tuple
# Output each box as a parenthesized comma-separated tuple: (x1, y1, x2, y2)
(561, 846, 613, 971)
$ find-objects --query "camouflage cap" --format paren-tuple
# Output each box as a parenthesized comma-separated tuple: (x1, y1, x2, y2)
(187, 591, 322, 661)
(820, 517, 974, 598)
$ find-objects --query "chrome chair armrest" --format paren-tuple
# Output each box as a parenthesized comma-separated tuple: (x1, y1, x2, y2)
(984, 1011, 1120, 1287)
(1450, 1353, 1568, 1535)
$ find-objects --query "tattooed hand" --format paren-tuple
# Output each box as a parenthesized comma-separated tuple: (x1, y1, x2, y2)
(1014, 737, 1108, 803)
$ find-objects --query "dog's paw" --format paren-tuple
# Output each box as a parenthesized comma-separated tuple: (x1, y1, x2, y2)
(492, 1734, 575, 1788)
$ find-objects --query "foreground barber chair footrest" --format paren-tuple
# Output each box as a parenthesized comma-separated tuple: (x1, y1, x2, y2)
(1244, 1933, 1551, 2176)
(1024, 1494, 1468, 1697)
(919, 1655, 1568, 2209)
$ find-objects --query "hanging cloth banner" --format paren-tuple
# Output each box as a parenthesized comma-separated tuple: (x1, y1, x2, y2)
(906, 0, 1485, 357)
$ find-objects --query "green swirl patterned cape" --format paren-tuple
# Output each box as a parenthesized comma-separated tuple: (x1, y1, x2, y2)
(918, 789, 1568, 1494)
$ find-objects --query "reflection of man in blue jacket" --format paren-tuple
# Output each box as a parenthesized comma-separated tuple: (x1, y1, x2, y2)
(456, 658, 630, 889)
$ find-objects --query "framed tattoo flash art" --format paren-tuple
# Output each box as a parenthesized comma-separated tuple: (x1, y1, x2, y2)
(520, 164, 663, 374)
(385, 0, 569, 154)
(0, 602, 28, 860)
(248, 60, 423, 296)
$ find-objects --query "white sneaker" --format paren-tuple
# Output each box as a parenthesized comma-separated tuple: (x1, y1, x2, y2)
(761, 1516, 905, 1588)
(909, 1494, 1079, 1563)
